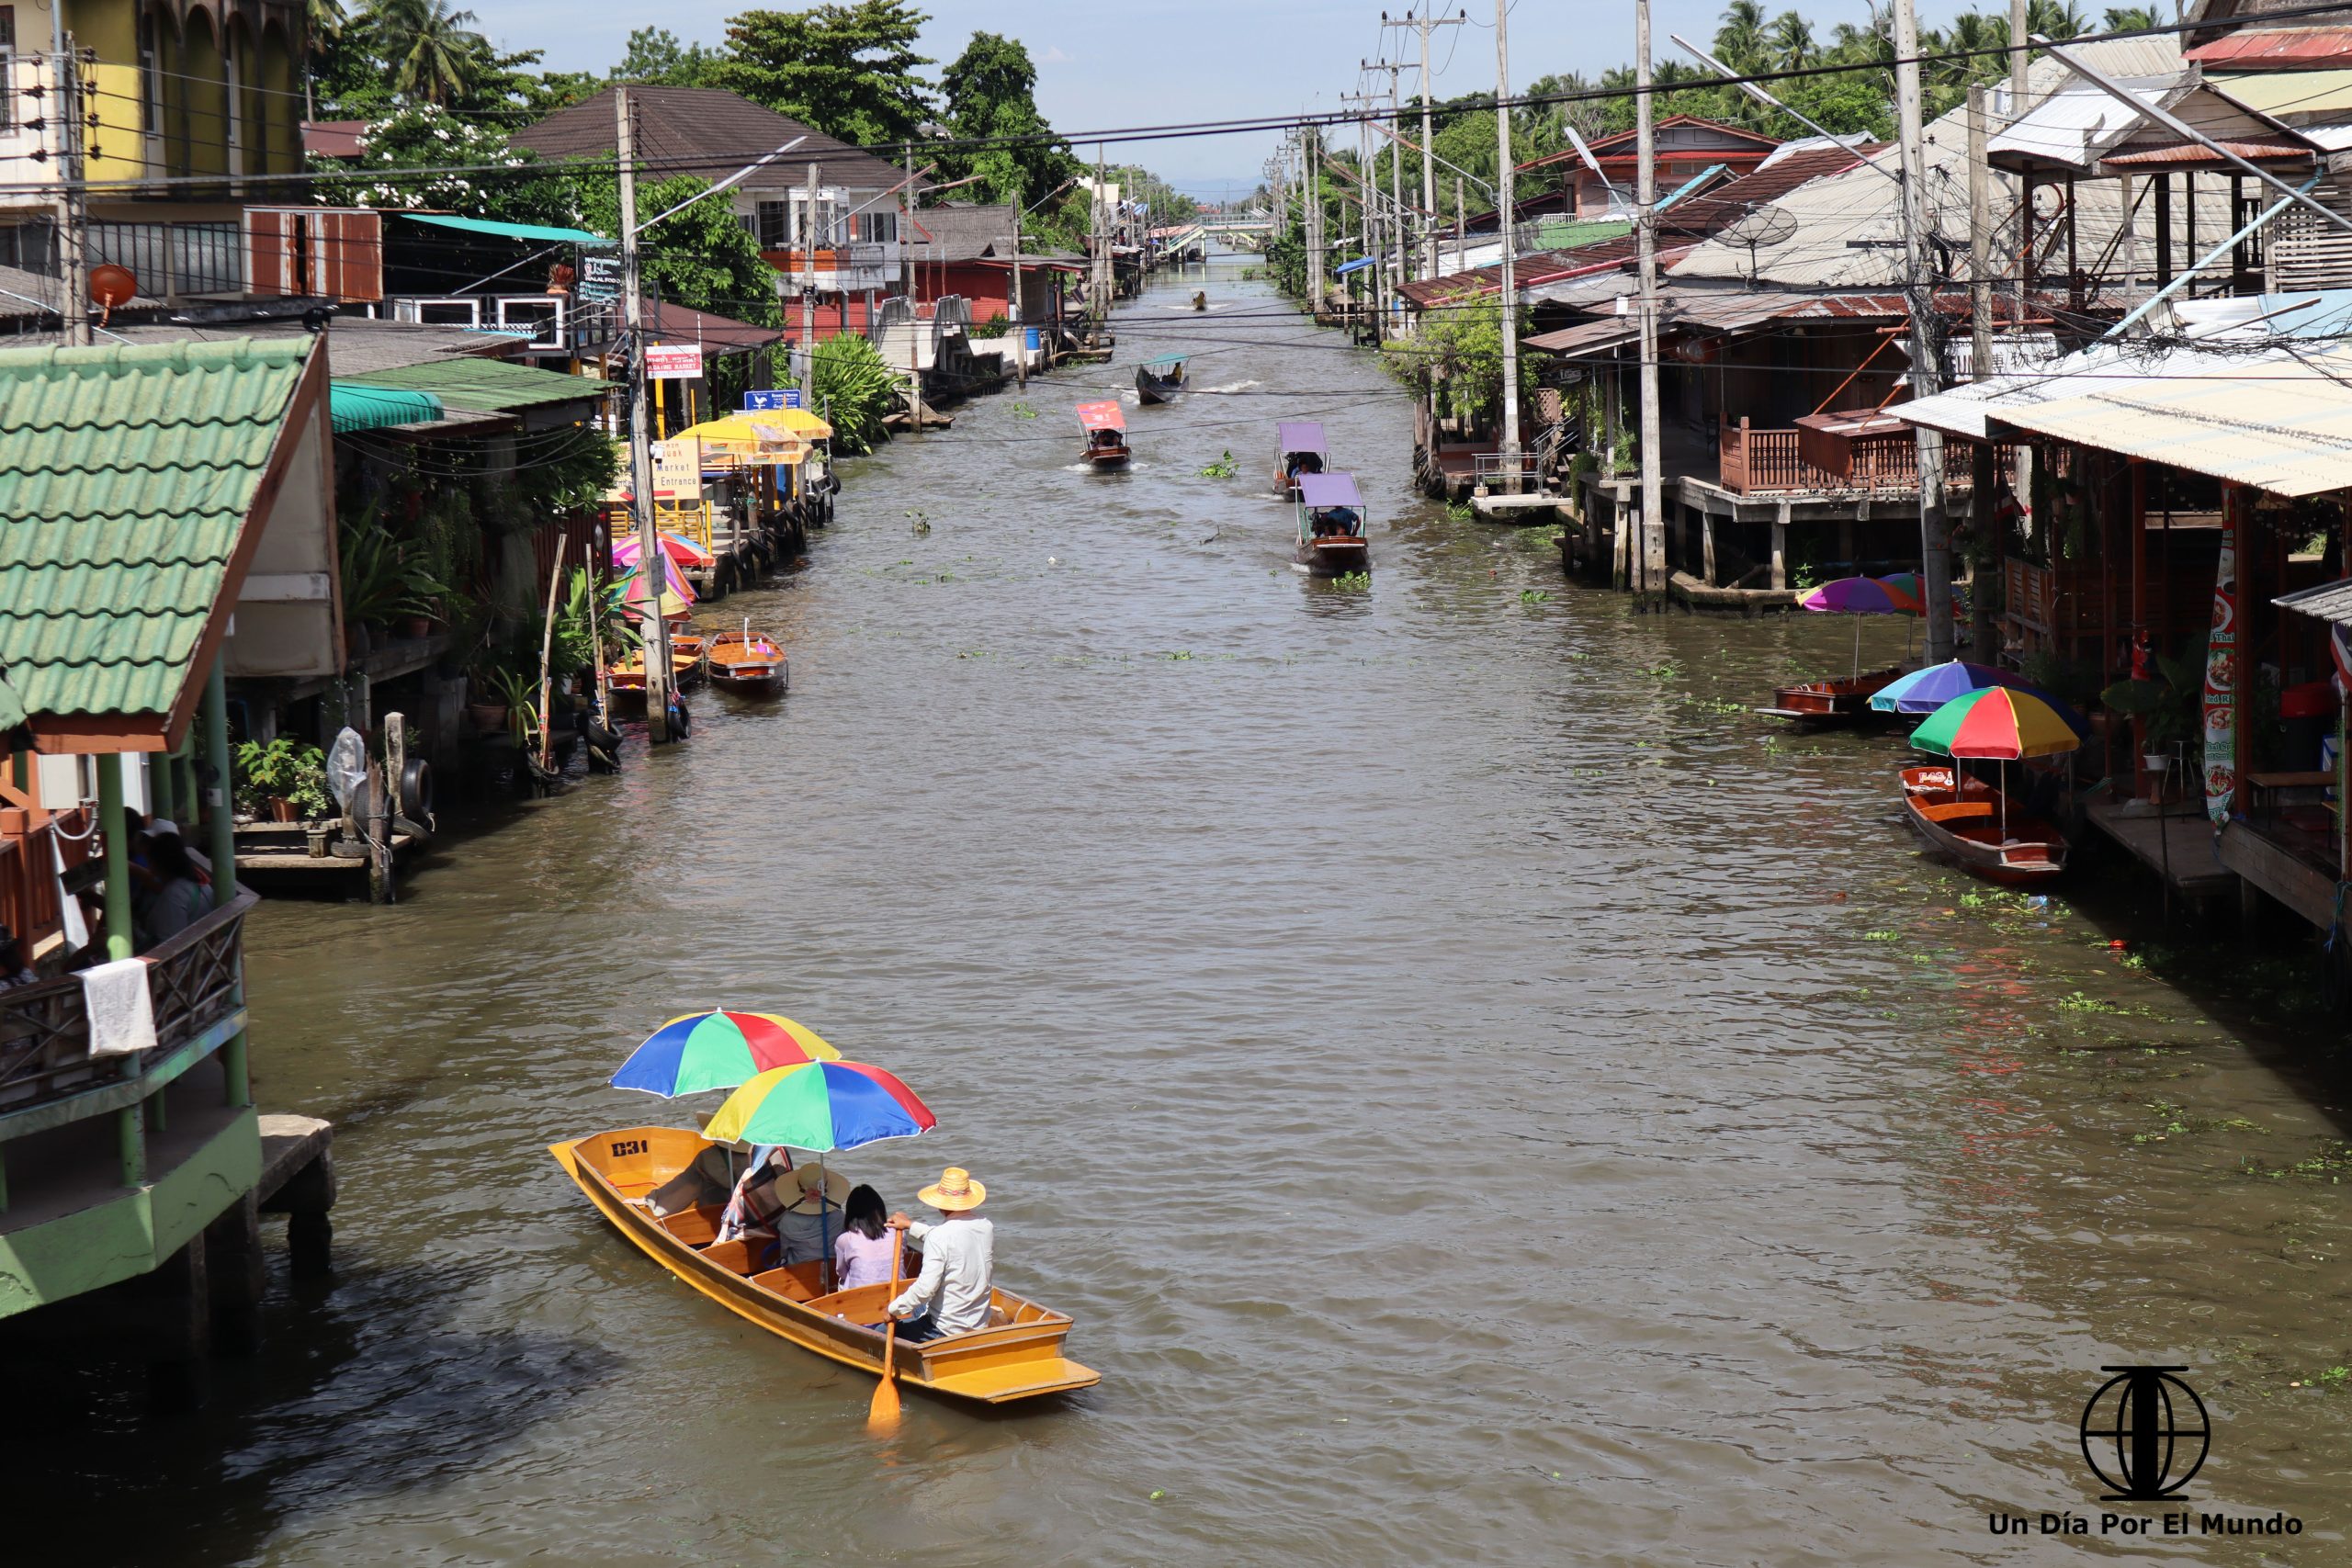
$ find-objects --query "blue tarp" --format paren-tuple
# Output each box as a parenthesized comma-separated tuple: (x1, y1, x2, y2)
(1334, 255, 1376, 276)
(329, 382, 445, 434)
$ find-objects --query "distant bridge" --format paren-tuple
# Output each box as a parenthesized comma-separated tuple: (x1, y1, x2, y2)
(1200, 212, 1276, 253)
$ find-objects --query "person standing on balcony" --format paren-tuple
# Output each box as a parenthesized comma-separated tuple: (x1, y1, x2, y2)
(138, 831, 210, 947)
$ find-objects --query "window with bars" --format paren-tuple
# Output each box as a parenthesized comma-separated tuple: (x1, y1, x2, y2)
(757, 200, 790, 248)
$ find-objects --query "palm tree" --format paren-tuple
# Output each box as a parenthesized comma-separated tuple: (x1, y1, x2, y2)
(369, 0, 484, 107)
(2030, 0, 2090, 39)
(2102, 6, 2159, 28)
(1770, 11, 1817, 71)
(1715, 0, 1770, 73)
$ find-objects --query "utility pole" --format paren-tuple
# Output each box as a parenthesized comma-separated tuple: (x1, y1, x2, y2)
(1894, 0, 1954, 663)
(1009, 172, 1026, 386)
(617, 87, 673, 744)
(1455, 175, 1465, 272)
(1968, 80, 1998, 659)
(799, 162, 820, 412)
(1634, 0, 1660, 579)
(1091, 144, 1112, 333)
(1395, 7, 1466, 278)
(2009, 0, 2030, 107)
(1306, 128, 1324, 315)
(1344, 90, 1384, 340)
(55, 39, 90, 346)
(1490, 0, 1521, 491)
(1362, 59, 1407, 289)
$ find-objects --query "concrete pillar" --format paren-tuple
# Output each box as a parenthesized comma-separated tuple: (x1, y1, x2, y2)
(1771, 503, 1790, 591)
(1702, 514, 1718, 586)
(205, 1191, 265, 1356)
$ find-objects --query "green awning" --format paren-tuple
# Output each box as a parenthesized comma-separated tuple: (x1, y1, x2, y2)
(400, 212, 614, 246)
(345, 358, 610, 413)
(331, 382, 445, 433)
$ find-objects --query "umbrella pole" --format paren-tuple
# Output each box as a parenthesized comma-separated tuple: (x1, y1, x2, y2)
(1852, 615, 1861, 682)
(820, 1152, 832, 1293)
(2000, 760, 2008, 845)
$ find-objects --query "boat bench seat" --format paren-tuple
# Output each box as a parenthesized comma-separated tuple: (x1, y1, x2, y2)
(659, 1206, 724, 1247)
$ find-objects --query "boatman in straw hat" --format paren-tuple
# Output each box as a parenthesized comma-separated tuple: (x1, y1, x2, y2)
(886, 1168, 994, 1342)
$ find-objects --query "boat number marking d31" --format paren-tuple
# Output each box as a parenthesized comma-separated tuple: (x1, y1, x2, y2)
(609, 1139, 649, 1157)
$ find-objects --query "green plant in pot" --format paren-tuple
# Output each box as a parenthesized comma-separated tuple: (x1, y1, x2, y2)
(234, 737, 307, 821)
(339, 510, 447, 649)
(2100, 634, 2208, 790)
(286, 747, 336, 822)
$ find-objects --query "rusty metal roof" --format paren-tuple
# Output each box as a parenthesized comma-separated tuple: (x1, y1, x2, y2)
(2188, 27, 2352, 66)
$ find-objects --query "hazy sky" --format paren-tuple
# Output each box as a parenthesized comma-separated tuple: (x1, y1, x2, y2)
(489, 2, 2073, 192)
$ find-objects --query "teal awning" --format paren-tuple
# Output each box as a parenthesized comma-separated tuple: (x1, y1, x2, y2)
(331, 382, 445, 433)
(400, 212, 614, 246)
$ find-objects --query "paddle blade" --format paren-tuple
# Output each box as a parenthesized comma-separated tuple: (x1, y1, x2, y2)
(866, 1358, 902, 1431)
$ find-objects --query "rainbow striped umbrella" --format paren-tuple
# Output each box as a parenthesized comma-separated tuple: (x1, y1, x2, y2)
(610, 1010, 842, 1097)
(1909, 686, 2084, 761)
(702, 1060, 936, 1152)
(614, 531, 716, 571)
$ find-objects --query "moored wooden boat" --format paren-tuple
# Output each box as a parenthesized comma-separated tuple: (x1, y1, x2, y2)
(605, 642, 707, 712)
(1078, 400, 1130, 468)
(552, 1126, 1100, 1405)
(1901, 779, 2067, 884)
(1756, 666, 1903, 726)
(707, 628, 789, 696)
(1274, 419, 1329, 497)
(1900, 762, 1994, 802)
(1135, 354, 1187, 404)
(1295, 469, 1370, 577)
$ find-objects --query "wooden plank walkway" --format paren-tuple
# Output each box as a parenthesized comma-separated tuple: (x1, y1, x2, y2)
(2082, 795, 2236, 903)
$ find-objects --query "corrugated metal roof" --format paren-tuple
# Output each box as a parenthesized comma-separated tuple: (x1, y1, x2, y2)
(1525, 317, 1641, 356)
(1988, 79, 2180, 170)
(2275, 575, 2352, 626)
(2101, 134, 2314, 165)
(2188, 27, 2352, 66)
(330, 382, 445, 433)
(1896, 338, 2352, 495)
(1671, 36, 2211, 290)
(345, 356, 608, 412)
(2209, 67, 2352, 119)
(0, 339, 310, 727)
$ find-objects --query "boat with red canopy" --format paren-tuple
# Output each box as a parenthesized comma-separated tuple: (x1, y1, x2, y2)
(1077, 400, 1130, 468)
(1295, 471, 1370, 576)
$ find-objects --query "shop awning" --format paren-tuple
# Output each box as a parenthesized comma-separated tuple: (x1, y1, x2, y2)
(1525, 317, 1642, 357)
(344, 357, 609, 413)
(330, 381, 445, 433)
(2275, 578, 2352, 626)
(400, 212, 614, 246)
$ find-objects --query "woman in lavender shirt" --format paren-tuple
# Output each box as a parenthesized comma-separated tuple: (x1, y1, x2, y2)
(832, 1185, 903, 1293)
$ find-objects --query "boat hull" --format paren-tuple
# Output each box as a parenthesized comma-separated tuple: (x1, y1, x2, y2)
(1902, 787, 2067, 884)
(553, 1127, 1100, 1406)
(1085, 443, 1132, 468)
(1135, 368, 1181, 404)
(1757, 667, 1903, 727)
(707, 634, 789, 697)
(1295, 536, 1369, 577)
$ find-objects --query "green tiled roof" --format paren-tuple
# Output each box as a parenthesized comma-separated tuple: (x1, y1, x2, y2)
(0, 339, 311, 728)
(346, 357, 609, 413)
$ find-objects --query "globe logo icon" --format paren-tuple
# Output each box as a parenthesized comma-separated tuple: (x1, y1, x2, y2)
(2079, 1367, 2211, 1501)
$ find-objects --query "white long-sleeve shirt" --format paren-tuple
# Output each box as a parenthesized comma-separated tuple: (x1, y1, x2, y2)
(888, 1215, 994, 1336)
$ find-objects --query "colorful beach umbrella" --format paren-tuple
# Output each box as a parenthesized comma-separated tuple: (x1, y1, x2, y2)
(1871, 660, 2089, 736)
(1798, 576, 1915, 615)
(1873, 572, 1926, 613)
(610, 1010, 842, 1097)
(619, 559, 694, 620)
(614, 531, 716, 571)
(1909, 686, 2085, 760)
(702, 1060, 936, 1152)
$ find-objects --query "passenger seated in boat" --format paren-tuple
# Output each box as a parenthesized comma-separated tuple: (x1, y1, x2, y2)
(1286, 452, 1323, 479)
(774, 1164, 851, 1269)
(831, 1184, 903, 1295)
(716, 1145, 795, 1244)
(642, 1144, 746, 1217)
(1315, 506, 1359, 537)
(887, 1167, 994, 1342)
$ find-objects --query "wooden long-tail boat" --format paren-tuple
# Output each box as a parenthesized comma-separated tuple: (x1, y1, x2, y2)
(1900, 762, 1994, 802)
(1295, 469, 1370, 577)
(1756, 667, 1903, 727)
(707, 626, 789, 696)
(1274, 420, 1329, 497)
(605, 642, 707, 713)
(552, 1126, 1100, 1405)
(1901, 770, 2067, 885)
(1134, 354, 1187, 404)
(1077, 400, 1130, 468)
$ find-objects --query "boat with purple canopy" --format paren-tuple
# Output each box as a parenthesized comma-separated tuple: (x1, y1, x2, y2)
(1274, 421, 1329, 497)
(1295, 471, 1370, 576)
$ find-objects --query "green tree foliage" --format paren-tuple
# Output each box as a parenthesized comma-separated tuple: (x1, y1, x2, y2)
(1384, 299, 1540, 433)
(313, 0, 578, 116)
(306, 106, 582, 224)
(936, 31, 1075, 209)
(577, 175, 783, 327)
(718, 1, 935, 146)
(613, 27, 729, 86)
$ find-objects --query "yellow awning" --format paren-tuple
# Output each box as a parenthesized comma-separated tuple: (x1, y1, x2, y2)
(677, 410, 833, 443)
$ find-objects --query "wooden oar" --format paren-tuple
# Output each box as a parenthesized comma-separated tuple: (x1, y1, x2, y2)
(867, 1224, 904, 1431)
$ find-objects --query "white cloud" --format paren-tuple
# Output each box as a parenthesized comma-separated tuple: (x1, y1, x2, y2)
(1040, 45, 1074, 64)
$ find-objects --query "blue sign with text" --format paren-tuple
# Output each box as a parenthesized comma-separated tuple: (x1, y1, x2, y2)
(742, 389, 803, 411)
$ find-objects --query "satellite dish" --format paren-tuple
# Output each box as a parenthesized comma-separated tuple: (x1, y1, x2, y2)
(1719, 206, 1797, 251)
(88, 264, 139, 326)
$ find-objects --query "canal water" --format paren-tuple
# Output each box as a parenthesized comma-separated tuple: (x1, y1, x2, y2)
(21, 263, 2352, 1565)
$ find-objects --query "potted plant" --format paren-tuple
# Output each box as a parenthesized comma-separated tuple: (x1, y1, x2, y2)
(2101, 635, 2207, 798)
(339, 509, 447, 653)
(234, 737, 306, 822)
(286, 748, 336, 823)
(478, 664, 538, 741)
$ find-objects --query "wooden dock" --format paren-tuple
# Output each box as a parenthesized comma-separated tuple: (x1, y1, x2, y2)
(2082, 795, 2237, 907)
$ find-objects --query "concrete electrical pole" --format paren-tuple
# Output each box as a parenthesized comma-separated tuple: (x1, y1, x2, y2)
(617, 88, 673, 744)
(1009, 172, 1026, 386)
(800, 162, 820, 412)
(1894, 0, 1954, 662)
(1635, 0, 1662, 587)
(1392, 7, 1466, 278)
(1492, 0, 1521, 491)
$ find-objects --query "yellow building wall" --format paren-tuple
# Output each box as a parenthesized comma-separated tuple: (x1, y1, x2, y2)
(181, 10, 228, 180)
(258, 19, 298, 176)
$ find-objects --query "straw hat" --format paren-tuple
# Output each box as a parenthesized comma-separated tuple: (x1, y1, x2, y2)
(781, 1163, 851, 1211)
(918, 1167, 986, 1211)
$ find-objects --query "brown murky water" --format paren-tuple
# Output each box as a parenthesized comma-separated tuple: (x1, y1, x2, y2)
(16, 263, 2352, 1565)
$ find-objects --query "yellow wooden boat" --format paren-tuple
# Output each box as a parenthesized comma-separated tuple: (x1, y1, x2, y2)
(551, 1125, 1101, 1405)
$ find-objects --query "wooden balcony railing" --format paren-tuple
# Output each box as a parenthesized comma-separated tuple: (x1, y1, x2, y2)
(1718, 416, 1941, 495)
(0, 806, 92, 955)
(0, 890, 255, 1117)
